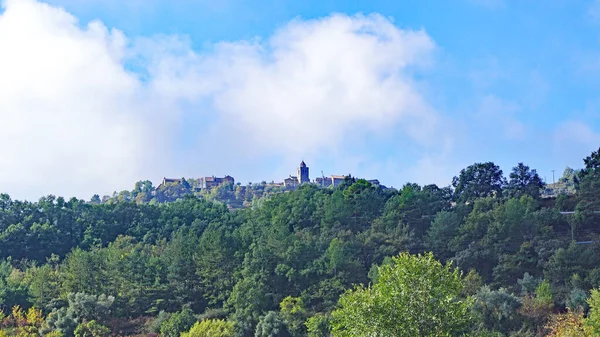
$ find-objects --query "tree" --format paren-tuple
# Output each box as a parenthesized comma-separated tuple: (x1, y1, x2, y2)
(506, 163, 544, 199)
(305, 313, 330, 337)
(330, 252, 473, 337)
(381, 183, 451, 240)
(425, 210, 463, 260)
(580, 147, 600, 179)
(575, 170, 600, 232)
(44, 293, 114, 337)
(559, 167, 580, 188)
(160, 308, 196, 337)
(254, 311, 290, 337)
(519, 280, 554, 335)
(584, 288, 600, 334)
(472, 286, 521, 334)
(181, 319, 234, 337)
(89, 195, 101, 205)
(279, 296, 307, 337)
(545, 308, 590, 337)
(74, 320, 110, 337)
(452, 162, 506, 203)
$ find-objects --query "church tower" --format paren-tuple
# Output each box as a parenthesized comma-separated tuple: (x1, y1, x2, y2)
(298, 161, 310, 184)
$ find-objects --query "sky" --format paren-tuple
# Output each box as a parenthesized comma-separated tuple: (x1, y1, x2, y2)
(1, 0, 600, 200)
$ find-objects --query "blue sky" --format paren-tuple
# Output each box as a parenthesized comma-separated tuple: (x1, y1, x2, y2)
(0, 0, 599, 199)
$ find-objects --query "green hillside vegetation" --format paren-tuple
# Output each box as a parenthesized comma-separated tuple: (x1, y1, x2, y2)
(0, 148, 600, 336)
(103, 178, 291, 209)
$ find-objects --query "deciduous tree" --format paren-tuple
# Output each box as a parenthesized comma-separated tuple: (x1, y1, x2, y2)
(331, 252, 473, 337)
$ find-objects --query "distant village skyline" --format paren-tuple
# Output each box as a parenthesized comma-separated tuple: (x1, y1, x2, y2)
(157, 160, 383, 191)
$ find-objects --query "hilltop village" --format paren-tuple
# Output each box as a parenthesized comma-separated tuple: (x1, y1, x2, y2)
(97, 161, 387, 208)
(104, 161, 579, 209)
(157, 161, 383, 191)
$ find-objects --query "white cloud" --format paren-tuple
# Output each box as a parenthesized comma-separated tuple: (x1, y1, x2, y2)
(0, 0, 442, 199)
(140, 14, 439, 157)
(0, 0, 160, 199)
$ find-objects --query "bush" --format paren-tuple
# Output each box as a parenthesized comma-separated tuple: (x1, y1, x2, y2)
(305, 313, 330, 337)
(74, 320, 110, 337)
(147, 310, 171, 334)
(255, 312, 290, 337)
(181, 319, 234, 337)
(160, 308, 196, 337)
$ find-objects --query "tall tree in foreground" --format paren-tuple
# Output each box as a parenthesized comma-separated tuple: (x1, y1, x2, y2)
(330, 252, 473, 337)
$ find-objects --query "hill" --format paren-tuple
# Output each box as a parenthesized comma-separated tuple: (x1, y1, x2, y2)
(0, 150, 599, 336)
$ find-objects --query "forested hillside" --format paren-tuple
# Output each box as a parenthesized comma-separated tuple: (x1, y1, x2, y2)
(1, 149, 600, 336)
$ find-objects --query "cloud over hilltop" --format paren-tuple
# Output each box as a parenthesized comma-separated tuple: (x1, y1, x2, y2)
(141, 13, 440, 157)
(0, 0, 443, 199)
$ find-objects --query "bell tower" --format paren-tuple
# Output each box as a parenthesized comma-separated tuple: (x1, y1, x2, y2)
(298, 161, 310, 184)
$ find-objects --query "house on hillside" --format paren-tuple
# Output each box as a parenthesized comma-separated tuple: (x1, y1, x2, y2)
(331, 175, 346, 187)
(284, 176, 299, 188)
(202, 175, 235, 189)
(157, 177, 183, 189)
(315, 177, 332, 187)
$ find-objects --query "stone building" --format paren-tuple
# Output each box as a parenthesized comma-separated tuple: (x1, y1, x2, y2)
(281, 161, 310, 188)
(157, 177, 183, 189)
(315, 177, 332, 187)
(284, 176, 299, 188)
(203, 175, 235, 189)
(331, 175, 346, 187)
(297, 161, 310, 184)
(315, 174, 348, 187)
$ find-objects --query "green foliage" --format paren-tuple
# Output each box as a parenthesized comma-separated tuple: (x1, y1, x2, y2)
(44, 292, 114, 337)
(147, 310, 171, 333)
(331, 252, 473, 337)
(279, 296, 306, 337)
(581, 147, 600, 178)
(567, 288, 588, 311)
(584, 288, 600, 334)
(305, 313, 330, 337)
(0, 153, 600, 336)
(426, 210, 463, 260)
(545, 308, 590, 337)
(45, 307, 77, 337)
(518, 273, 541, 296)
(463, 269, 484, 297)
(535, 280, 553, 304)
(506, 163, 544, 199)
(254, 311, 290, 337)
(67, 293, 114, 323)
(160, 308, 196, 337)
(452, 162, 506, 202)
(73, 320, 110, 337)
(181, 319, 234, 337)
(472, 286, 521, 334)
(518, 280, 555, 335)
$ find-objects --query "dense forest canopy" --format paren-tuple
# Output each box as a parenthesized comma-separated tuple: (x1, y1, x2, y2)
(0, 149, 600, 336)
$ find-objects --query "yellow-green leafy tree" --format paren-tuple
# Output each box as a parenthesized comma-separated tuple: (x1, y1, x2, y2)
(331, 252, 473, 337)
(181, 319, 234, 337)
(545, 309, 590, 337)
